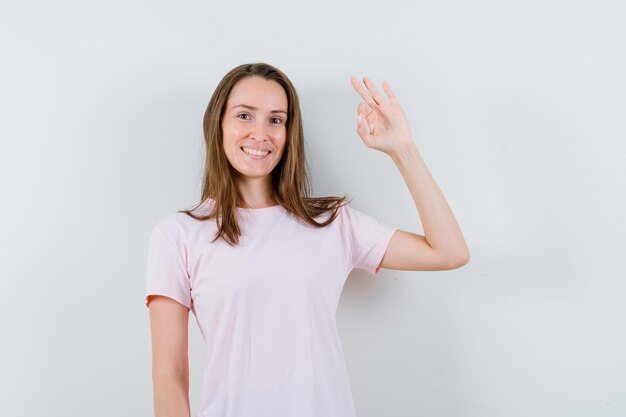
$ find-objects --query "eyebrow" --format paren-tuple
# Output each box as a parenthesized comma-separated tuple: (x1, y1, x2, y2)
(232, 104, 287, 115)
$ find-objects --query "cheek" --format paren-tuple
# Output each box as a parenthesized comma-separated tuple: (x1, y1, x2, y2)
(222, 126, 243, 148)
(221, 130, 238, 159)
(223, 124, 241, 139)
(276, 130, 287, 148)
(230, 125, 245, 137)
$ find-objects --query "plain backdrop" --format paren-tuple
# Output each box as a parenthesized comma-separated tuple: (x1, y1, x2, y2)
(1, 0, 625, 416)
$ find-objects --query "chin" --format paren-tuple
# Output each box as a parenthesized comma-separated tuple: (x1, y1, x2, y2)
(234, 166, 274, 178)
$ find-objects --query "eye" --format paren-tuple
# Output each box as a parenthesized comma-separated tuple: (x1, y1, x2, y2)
(237, 113, 251, 120)
(271, 117, 283, 125)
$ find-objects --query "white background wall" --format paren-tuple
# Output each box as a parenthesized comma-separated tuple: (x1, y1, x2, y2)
(1, 0, 625, 416)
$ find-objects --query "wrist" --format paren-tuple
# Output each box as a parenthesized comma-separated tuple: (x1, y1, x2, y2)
(389, 142, 420, 163)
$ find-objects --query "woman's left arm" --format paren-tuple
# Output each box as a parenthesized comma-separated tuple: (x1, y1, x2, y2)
(351, 76, 470, 271)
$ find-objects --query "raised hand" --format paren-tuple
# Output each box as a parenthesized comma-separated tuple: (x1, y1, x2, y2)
(350, 76, 415, 156)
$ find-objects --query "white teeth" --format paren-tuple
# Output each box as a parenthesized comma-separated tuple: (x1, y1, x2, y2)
(242, 147, 269, 156)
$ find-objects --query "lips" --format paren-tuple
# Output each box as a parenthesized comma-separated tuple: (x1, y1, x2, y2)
(241, 146, 271, 153)
(240, 146, 271, 159)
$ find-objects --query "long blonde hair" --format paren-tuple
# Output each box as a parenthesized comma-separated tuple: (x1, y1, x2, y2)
(179, 62, 351, 246)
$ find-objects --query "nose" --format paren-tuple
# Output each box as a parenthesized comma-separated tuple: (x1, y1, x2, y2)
(249, 121, 269, 141)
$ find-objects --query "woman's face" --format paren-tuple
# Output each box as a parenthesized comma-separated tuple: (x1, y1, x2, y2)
(221, 76, 288, 182)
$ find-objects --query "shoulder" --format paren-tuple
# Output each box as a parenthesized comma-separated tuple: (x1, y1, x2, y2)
(336, 202, 366, 224)
(306, 201, 351, 225)
(337, 202, 393, 236)
(152, 211, 201, 241)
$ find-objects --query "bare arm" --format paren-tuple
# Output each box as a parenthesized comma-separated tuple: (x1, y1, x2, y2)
(351, 76, 470, 271)
(381, 143, 470, 270)
(148, 295, 191, 417)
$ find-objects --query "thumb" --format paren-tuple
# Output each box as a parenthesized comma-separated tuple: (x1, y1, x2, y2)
(356, 112, 372, 145)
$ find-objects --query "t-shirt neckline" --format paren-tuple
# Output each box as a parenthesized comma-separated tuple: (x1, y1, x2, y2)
(236, 204, 283, 214)
(200, 198, 284, 214)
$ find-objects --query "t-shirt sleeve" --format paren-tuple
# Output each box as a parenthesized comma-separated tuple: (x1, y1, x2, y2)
(145, 223, 192, 311)
(342, 204, 397, 275)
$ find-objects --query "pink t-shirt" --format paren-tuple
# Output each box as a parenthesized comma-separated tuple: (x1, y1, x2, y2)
(145, 198, 396, 417)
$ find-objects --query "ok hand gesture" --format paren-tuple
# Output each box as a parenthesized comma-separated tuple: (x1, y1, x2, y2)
(350, 76, 415, 156)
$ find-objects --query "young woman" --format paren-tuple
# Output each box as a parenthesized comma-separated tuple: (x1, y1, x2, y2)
(145, 62, 469, 417)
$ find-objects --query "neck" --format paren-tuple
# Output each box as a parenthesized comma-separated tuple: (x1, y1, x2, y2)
(236, 176, 276, 208)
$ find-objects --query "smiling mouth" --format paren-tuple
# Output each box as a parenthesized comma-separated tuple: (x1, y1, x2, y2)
(240, 146, 272, 156)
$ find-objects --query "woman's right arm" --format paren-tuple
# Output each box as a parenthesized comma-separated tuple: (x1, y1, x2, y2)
(148, 295, 191, 417)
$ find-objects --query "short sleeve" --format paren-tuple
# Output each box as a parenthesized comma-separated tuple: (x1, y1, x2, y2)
(342, 204, 397, 275)
(145, 224, 192, 310)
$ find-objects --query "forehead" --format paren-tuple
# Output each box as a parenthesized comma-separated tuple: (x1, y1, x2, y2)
(227, 76, 288, 110)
